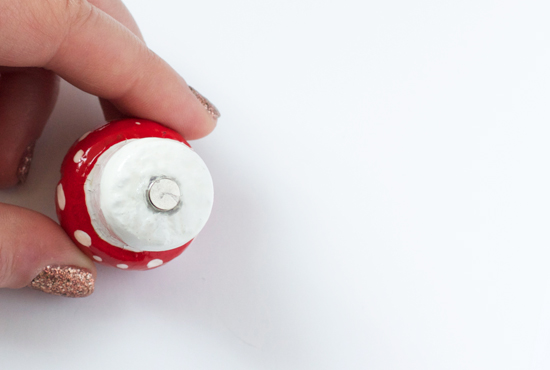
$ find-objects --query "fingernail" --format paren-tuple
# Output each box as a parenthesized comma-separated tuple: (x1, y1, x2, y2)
(189, 86, 221, 120)
(17, 142, 36, 184)
(29, 265, 94, 298)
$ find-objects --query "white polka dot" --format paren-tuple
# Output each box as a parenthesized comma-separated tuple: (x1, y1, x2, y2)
(117, 264, 129, 269)
(74, 230, 91, 247)
(79, 131, 90, 141)
(73, 150, 84, 163)
(93, 255, 102, 262)
(135, 121, 141, 125)
(57, 183, 66, 211)
(147, 259, 163, 269)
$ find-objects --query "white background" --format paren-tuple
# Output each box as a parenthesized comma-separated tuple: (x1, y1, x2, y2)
(1, 0, 550, 369)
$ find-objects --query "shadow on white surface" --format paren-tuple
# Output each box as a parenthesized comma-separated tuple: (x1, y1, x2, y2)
(0, 82, 102, 216)
(0, 81, 299, 369)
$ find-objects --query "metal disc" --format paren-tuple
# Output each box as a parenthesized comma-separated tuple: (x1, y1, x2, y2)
(147, 178, 181, 211)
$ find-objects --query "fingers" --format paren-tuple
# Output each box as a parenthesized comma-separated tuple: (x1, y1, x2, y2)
(0, 203, 96, 297)
(88, 0, 144, 122)
(0, 68, 59, 188)
(88, 0, 143, 39)
(48, 2, 216, 139)
(31, 0, 218, 140)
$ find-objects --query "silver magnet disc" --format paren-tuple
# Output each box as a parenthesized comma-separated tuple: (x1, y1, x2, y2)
(147, 178, 181, 212)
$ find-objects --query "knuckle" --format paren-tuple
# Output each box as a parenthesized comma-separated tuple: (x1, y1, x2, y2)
(19, 0, 95, 64)
(31, 0, 79, 25)
(33, 0, 92, 38)
(62, 0, 96, 31)
(45, 0, 86, 19)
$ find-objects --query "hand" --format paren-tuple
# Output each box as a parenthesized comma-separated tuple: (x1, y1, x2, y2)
(0, 0, 219, 297)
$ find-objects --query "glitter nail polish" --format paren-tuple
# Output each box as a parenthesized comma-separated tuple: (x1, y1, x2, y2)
(17, 142, 35, 184)
(29, 265, 94, 298)
(189, 86, 221, 120)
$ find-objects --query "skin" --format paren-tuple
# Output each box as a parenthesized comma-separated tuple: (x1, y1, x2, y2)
(0, 0, 217, 290)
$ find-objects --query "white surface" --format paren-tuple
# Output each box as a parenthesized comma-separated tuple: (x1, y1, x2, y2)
(1, 0, 550, 369)
(84, 137, 213, 252)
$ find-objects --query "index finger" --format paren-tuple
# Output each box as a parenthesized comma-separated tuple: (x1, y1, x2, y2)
(4, 0, 219, 140)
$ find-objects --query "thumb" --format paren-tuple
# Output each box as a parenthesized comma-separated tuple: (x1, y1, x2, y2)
(0, 203, 96, 297)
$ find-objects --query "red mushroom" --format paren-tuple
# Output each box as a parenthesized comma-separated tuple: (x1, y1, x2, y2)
(56, 119, 214, 270)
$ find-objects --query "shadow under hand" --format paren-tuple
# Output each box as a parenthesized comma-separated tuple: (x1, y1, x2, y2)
(0, 80, 104, 218)
(0, 87, 298, 369)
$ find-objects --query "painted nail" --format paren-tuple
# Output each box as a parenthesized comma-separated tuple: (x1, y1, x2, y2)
(17, 142, 36, 184)
(29, 265, 94, 298)
(189, 86, 221, 120)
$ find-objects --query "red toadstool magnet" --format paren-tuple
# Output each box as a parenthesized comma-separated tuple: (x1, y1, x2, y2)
(56, 119, 214, 270)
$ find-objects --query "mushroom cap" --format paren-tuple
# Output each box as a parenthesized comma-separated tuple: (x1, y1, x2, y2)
(56, 119, 214, 270)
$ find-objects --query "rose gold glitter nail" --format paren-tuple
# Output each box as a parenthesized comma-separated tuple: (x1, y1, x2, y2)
(189, 86, 221, 120)
(29, 265, 94, 298)
(17, 142, 35, 184)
